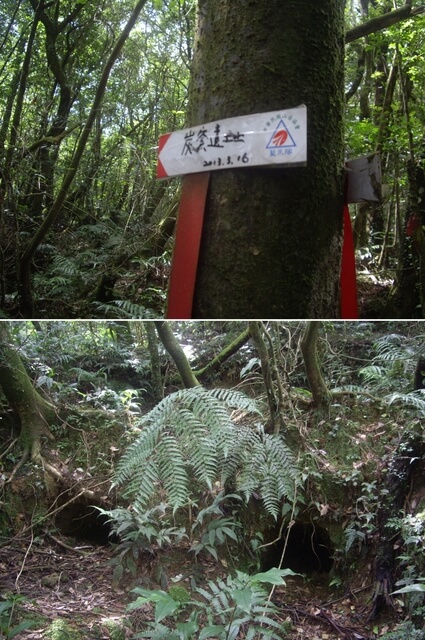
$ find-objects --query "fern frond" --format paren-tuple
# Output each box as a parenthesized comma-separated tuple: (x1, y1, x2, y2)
(358, 365, 387, 384)
(112, 300, 149, 318)
(158, 433, 189, 510)
(113, 421, 162, 486)
(237, 427, 300, 518)
(374, 334, 413, 362)
(130, 457, 159, 511)
(209, 387, 261, 415)
(52, 254, 79, 276)
(259, 470, 281, 520)
(114, 387, 299, 518)
(206, 579, 230, 615)
(385, 390, 425, 415)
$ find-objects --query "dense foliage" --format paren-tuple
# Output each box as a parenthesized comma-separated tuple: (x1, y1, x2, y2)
(1, 321, 425, 637)
(1, 2, 425, 317)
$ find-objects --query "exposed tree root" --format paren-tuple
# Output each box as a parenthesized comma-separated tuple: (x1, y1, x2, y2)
(5, 448, 29, 485)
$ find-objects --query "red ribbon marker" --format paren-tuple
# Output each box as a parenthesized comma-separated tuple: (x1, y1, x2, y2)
(166, 172, 211, 319)
(340, 202, 358, 319)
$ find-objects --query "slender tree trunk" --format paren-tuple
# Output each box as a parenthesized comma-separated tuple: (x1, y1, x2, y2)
(0, 323, 55, 461)
(145, 321, 164, 402)
(249, 322, 284, 434)
(300, 321, 330, 408)
(188, 0, 345, 318)
(154, 321, 200, 388)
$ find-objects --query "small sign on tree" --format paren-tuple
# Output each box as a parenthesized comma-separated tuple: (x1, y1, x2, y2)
(157, 106, 307, 179)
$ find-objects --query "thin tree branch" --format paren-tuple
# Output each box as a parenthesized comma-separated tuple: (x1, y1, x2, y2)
(346, 3, 425, 44)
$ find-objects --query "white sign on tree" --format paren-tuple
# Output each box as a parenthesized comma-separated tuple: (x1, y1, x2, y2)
(157, 105, 307, 178)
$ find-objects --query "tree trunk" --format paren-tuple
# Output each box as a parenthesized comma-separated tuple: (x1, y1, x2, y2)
(0, 323, 56, 461)
(249, 322, 285, 434)
(145, 321, 164, 402)
(194, 326, 251, 379)
(188, 0, 345, 318)
(368, 431, 424, 619)
(154, 321, 200, 388)
(300, 321, 330, 408)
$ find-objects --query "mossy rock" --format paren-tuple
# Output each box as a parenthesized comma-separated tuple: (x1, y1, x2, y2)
(102, 619, 127, 640)
(44, 619, 83, 640)
(168, 584, 191, 604)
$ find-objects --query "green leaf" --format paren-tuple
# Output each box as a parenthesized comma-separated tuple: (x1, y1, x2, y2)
(391, 583, 425, 594)
(7, 621, 36, 638)
(250, 567, 297, 585)
(205, 544, 218, 561)
(226, 622, 243, 640)
(221, 526, 238, 541)
(127, 587, 175, 617)
(176, 611, 199, 639)
(155, 593, 179, 623)
(233, 587, 253, 613)
(199, 625, 227, 639)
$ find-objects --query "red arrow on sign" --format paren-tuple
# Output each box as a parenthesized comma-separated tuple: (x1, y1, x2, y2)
(157, 133, 171, 178)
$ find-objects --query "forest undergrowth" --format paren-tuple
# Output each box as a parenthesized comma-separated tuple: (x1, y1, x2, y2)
(1, 322, 425, 639)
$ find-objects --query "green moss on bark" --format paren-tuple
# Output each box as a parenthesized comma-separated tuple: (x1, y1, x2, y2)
(0, 323, 56, 460)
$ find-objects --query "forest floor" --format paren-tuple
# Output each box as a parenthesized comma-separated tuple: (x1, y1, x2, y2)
(0, 531, 401, 640)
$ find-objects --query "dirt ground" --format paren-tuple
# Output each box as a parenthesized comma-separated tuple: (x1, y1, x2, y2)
(0, 531, 400, 640)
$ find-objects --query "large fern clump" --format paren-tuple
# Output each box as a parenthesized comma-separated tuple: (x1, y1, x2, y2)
(112, 387, 300, 518)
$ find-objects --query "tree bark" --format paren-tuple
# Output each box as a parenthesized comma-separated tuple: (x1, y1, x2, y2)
(300, 321, 330, 408)
(0, 322, 56, 461)
(249, 322, 284, 434)
(194, 326, 251, 379)
(154, 321, 200, 388)
(188, 0, 345, 318)
(145, 321, 164, 402)
(368, 431, 424, 619)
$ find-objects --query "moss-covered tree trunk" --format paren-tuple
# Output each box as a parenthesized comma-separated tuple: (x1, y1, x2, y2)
(0, 323, 55, 461)
(194, 325, 251, 379)
(300, 321, 330, 408)
(188, 0, 345, 318)
(369, 431, 424, 619)
(154, 321, 200, 388)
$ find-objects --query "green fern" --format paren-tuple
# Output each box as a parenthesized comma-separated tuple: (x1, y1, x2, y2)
(128, 568, 292, 639)
(113, 387, 300, 517)
(51, 254, 79, 276)
(358, 365, 388, 385)
(196, 569, 291, 639)
(374, 334, 415, 363)
(92, 299, 151, 318)
(386, 390, 425, 415)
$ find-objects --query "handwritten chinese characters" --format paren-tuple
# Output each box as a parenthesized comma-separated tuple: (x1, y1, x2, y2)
(182, 124, 248, 168)
(157, 106, 307, 179)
